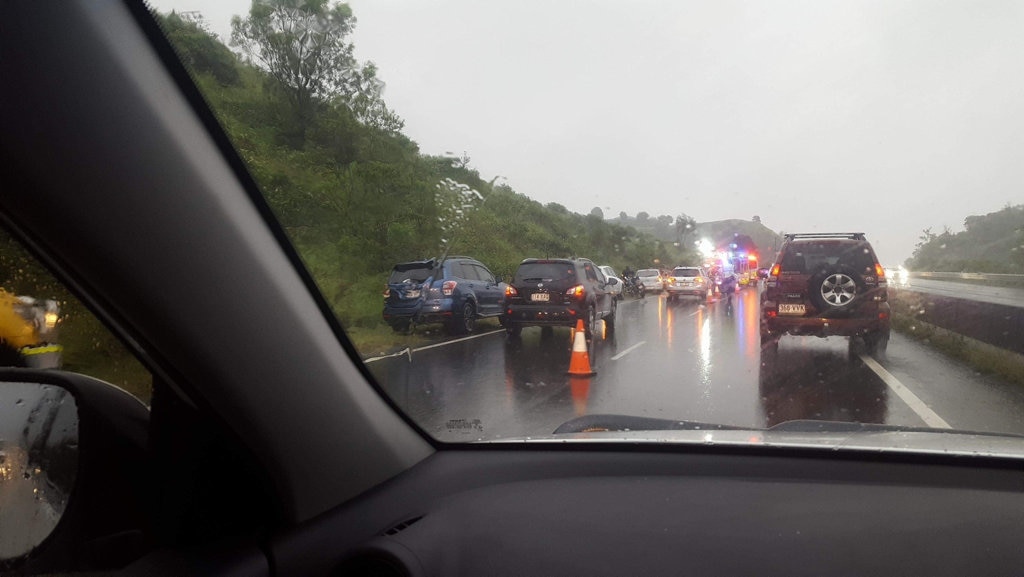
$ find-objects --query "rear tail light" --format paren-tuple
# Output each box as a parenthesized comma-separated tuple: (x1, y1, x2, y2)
(874, 263, 885, 278)
(770, 264, 781, 277)
(383, 287, 390, 298)
(566, 284, 585, 298)
(505, 285, 518, 297)
(442, 281, 457, 296)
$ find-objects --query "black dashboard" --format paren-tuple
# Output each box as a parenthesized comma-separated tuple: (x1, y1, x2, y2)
(273, 446, 1024, 576)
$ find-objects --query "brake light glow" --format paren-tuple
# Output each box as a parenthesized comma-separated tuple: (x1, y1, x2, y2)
(566, 284, 585, 298)
(770, 264, 781, 277)
(442, 280, 457, 296)
(505, 285, 518, 297)
(875, 263, 885, 278)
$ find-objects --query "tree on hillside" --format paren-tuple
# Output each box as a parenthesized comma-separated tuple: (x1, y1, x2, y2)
(590, 207, 604, 219)
(675, 214, 696, 246)
(231, 0, 399, 142)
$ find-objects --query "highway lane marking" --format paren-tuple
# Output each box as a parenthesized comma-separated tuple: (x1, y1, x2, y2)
(859, 354, 952, 429)
(611, 341, 646, 360)
(363, 329, 504, 363)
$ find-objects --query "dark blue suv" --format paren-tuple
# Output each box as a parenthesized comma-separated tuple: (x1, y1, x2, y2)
(383, 256, 506, 335)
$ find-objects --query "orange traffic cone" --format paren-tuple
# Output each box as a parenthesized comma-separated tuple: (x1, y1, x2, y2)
(567, 319, 596, 377)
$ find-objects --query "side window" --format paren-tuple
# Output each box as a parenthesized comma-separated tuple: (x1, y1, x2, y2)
(0, 227, 152, 404)
(446, 262, 463, 279)
(460, 263, 481, 281)
(473, 265, 494, 283)
(584, 264, 600, 282)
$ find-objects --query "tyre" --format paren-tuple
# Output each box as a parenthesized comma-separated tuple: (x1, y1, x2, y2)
(389, 321, 410, 334)
(450, 301, 476, 335)
(585, 306, 597, 340)
(604, 300, 616, 333)
(809, 266, 864, 311)
(505, 323, 522, 338)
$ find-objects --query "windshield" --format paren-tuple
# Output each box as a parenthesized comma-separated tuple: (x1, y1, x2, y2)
(151, 1, 1024, 454)
(514, 263, 575, 283)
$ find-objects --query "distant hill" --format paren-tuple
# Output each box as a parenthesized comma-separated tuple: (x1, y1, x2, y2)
(694, 219, 784, 264)
(905, 205, 1024, 273)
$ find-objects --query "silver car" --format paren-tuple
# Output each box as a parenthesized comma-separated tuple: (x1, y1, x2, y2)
(636, 268, 665, 293)
(665, 266, 713, 302)
(599, 266, 624, 300)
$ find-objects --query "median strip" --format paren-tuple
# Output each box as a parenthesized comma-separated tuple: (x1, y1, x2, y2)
(859, 354, 951, 429)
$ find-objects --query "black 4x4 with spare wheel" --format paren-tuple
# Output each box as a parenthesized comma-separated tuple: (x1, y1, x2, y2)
(760, 233, 890, 354)
(503, 258, 618, 339)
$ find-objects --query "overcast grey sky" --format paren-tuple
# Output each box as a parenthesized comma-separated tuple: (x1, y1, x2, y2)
(150, 0, 1024, 264)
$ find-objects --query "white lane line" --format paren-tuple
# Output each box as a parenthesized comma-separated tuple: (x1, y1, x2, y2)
(611, 341, 646, 360)
(859, 353, 951, 429)
(363, 329, 504, 363)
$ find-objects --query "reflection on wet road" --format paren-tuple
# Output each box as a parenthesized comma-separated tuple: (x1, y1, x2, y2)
(369, 288, 1024, 441)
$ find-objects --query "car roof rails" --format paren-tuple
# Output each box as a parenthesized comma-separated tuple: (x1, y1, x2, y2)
(784, 232, 866, 241)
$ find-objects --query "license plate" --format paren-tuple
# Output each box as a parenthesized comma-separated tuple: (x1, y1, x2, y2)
(531, 293, 550, 302)
(404, 290, 420, 298)
(779, 303, 805, 315)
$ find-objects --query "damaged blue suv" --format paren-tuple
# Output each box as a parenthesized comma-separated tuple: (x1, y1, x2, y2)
(383, 256, 506, 335)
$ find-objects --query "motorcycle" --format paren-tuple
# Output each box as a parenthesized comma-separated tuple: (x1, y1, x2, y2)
(623, 274, 645, 299)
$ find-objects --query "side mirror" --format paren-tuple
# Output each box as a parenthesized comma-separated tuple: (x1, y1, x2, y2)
(607, 278, 619, 286)
(0, 369, 149, 573)
(0, 381, 78, 561)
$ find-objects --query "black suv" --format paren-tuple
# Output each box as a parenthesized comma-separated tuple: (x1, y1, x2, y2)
(503, 258, 619, 338)
(383, 256, 506, 335)
(760, 233, 890, 353)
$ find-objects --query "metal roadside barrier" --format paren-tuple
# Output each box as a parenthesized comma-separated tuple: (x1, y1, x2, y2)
(894, 291, 1024, 356)
(911, 271, 1024, 287)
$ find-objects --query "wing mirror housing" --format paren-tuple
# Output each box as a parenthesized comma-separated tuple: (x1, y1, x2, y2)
(0, 369, 149, 573)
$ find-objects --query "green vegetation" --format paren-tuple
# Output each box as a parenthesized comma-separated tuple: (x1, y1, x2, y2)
(905, 204, 1024, 273)
(0, 231, 153, 403)
(158, 4, 698, 352)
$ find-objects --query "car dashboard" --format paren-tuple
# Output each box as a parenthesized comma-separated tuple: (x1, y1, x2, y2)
(274, 446, 1024, 576)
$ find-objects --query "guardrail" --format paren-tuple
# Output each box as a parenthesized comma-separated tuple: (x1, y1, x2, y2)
(892, 291, 1024, 355)
(908, 271, 1024, 288)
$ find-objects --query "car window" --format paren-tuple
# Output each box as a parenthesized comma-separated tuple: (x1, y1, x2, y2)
(473, 265, 495, 283)
(149, 2, 1024, 455)
(0, 228, 152, 404)
(514, 263, 574, 283)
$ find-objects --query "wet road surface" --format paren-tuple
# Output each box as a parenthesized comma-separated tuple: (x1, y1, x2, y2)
(369, 289, 1024, 442)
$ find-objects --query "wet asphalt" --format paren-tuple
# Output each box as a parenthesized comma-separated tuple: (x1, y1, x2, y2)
(369, 288, 1024, 442)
